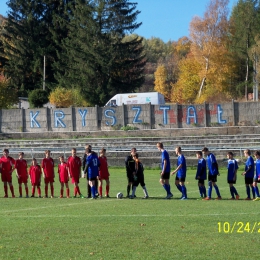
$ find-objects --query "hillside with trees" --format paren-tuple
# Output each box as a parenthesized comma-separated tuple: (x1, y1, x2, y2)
(0, 0, 260, 108)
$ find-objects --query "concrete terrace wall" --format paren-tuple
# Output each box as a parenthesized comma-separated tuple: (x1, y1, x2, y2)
(0, 101, 259, 133)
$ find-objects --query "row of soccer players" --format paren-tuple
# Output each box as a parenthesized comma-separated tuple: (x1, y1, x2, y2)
(155, 143, 260, 200)
(0, 147, 110, 198)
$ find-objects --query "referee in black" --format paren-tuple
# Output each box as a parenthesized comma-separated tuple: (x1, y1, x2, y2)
(125, 147, 136, 198)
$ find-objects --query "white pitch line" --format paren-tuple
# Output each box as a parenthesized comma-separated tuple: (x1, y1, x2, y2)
(0, 185, 253, 215)
(2, 212, 260, 218)
(0, 199, 114, 214)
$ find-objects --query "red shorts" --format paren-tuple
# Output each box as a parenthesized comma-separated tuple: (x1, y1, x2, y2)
(71, 177, 79, 184)
(18, 175, 28, 184)
(1, 173, 12, 183)
(60, 180, 68, 184)
(44, 177, 54, 184)
(99, 177, 109, 181)
(31, 182, 41, 186)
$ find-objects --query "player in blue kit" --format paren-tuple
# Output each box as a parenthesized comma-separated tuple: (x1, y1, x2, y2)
(156, 142, 173, 199)
(242, 149, 255, 200)
(171, 147, 187, 200)
(202, 147, 222, 200)
(226, 152, 239, 200)
(253, 151, 260, 201)
(84, 148, 100, 199)
(195, 151, 207, 198)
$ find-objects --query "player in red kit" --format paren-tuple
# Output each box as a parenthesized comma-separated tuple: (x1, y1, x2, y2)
(1, 149, 15, 198)
(67, 148, 84, 198)
(58, 155, 70, 198)
(41, 150, 55, 198)
(29, 158, 42, 197)
(98, 148, 110, 198)
(15, 152, 29, 198)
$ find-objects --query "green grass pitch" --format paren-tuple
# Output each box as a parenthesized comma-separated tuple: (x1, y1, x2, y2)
(0, 167, 260, 260)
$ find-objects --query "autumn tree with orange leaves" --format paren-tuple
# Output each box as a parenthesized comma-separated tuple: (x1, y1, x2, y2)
(154, 37, 191, 102)
(172, 0, 237, 103)
(191, 0, 235, 102)
(171, 52, 201, 103)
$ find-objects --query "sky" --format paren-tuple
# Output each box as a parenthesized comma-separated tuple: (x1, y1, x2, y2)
(0, 0, 238, 42)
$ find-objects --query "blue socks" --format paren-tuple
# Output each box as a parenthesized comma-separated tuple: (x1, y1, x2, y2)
(246, 186, 250, 198)
(176, 184, 182, 192)
(91, 186, 96, 198)
(254, 186, 260, 197)
(214, 184, 221, 197)
(163, 184, 171, 195)
(251, 186, 256, 198)
(208, 185, 212, 198)
(230, 186, 238, 198)
(181, 185, 187, 198)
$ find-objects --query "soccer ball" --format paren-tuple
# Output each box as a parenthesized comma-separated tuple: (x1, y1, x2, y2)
(117, 192, 123, 199)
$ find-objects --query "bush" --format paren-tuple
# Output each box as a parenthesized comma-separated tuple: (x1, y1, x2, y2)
(49, 87, 89, 108)
(0, 80, 18, 109)
(28, 89, 49, 108)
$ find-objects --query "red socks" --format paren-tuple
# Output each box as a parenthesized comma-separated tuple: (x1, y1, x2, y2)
(106, 185, 109, 196)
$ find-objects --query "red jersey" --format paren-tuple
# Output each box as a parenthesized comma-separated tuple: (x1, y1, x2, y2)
(98, 156, 109, 179)
(41, 157, 54, 178)
(1, 156, 15, 174)
(29, 165, 41, 185)
(67, 156, 81, 178)
(58, 162, 69, 183)
(15, 159, 28, 177)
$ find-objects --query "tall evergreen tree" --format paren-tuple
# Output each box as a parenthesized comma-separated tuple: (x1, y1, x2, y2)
(1, 0, 46, 95)
(53, 0, 104, 105)
(0, 16, 6, 76)
(92, 0, 146, 103)
(55, 0, 145, 106)
(1, 0, 71, 96)
(108, 35, 146, 96)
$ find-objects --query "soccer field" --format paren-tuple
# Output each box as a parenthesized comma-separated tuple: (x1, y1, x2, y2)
(0, 167, 260, 260)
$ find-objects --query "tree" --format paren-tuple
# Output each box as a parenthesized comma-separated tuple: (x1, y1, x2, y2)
(172, 36, 191, 60)
(28, 89, 49, 108)
(230, 0, 260, 100)
(154, 64, 171, 101)
(142, 37, 171, 63)
(1, 0, 72, 96)
(2, 0, 47, 95)
(49, 87, 89, 108)
(140, 37, 167, 92)
(108, 35, 146, 96)
(188, 0, 235, 102)
(171, 53, 201, 103)
(0, 77, 18, 108)
(55, 0, 145, 106)
(0, 15, 6, 76)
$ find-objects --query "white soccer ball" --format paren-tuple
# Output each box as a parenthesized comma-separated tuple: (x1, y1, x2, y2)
(117, 192, 123, 199)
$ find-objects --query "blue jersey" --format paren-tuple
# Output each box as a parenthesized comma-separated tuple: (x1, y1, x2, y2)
(176, 154, 186, 178)
(227, 159, 238, 181)
(86, 153, 100, 179)
(161, 150, 170, 173)
(196, 158, 206, 180)
(206, 153, 218, 175)
(255, 159, 260, 179)
(245, 156, 254, 178)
